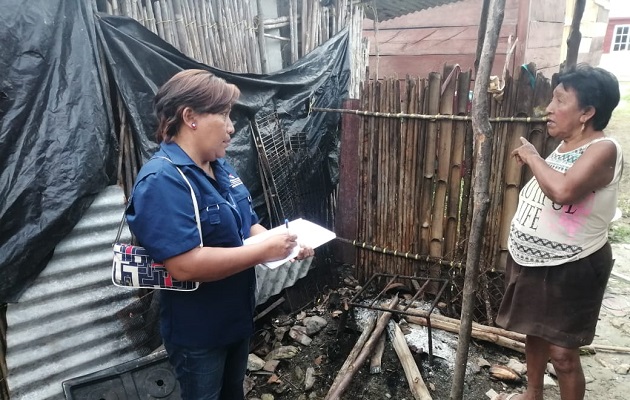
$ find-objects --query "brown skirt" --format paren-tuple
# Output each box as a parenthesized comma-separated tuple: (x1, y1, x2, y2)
(496, 242, 613, 348)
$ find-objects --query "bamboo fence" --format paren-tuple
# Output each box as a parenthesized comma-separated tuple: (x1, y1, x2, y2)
(99, 0, 367, 95)
(353, 65, 556, 324)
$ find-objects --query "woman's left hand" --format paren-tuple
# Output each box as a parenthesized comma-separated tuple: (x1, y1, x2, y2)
(295, 245, 315, 260)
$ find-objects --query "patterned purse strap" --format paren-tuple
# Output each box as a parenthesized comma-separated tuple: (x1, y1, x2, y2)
(114, 156, 203, 247)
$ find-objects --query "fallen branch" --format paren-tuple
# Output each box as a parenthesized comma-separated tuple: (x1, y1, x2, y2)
(325, 313, 377, 398)
(405, 318, 525, 354)
(404, 313, 630, 355)
(581, 344, 630, 354)
(325, 296, 400, 400)
(388, 321, 432, 400)
(397, 305, 524, 342)
(369, 332, 386, 374)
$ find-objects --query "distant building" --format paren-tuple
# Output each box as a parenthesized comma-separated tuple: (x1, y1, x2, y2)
(562, 0, 610, 69)
(601, 0, 630, 80)
(363, 0, 610, 79)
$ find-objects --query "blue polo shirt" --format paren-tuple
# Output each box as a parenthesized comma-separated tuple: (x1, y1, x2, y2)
(126, 142, 259, 348)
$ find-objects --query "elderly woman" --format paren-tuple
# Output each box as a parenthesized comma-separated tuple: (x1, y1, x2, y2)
(127, 69, 313, 400)
(495, 64, 623, 400)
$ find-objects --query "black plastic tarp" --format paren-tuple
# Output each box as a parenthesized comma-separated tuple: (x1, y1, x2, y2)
(0, 0, 117, 302)
(0, 0, 349, 302)
(96, 13, 349, 220)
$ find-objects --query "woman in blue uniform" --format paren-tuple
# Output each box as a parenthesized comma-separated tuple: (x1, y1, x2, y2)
(127, 69, 314, 400)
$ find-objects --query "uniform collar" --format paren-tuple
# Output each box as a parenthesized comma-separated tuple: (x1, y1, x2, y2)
(157, 142, 229, 171)
(155, 141, 197, 166)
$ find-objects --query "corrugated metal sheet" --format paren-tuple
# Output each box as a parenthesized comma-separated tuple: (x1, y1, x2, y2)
(363, 0, 465, 21)
(5, 185, 312, 399)
(5, 185, 143, 400)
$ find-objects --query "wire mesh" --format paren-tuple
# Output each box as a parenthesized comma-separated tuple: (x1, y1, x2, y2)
(252, 112, 326, 227)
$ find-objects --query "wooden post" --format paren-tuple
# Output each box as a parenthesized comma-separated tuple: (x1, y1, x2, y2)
(564, 0, 586, 71)
(450, 0, 507, 398)
(256, 0, 268, 73)
(474, 0, 491, 76)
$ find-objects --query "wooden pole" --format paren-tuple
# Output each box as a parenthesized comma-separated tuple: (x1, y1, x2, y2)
(405, 318, 525, 354)
(450, 0, 506, 398)
(474, 0, 491, 76)
(564, 0, 586, 71)
(256, 0, 268, 73)
(369, 332, 386, 374)
(325, 313, 377, 398)
(389, 322, 433, 400)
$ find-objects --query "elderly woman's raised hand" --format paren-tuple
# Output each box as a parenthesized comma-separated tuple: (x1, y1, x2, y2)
(511, 137, 540, 166)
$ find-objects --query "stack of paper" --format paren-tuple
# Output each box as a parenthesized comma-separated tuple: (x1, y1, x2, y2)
(243, 218, 336, 269)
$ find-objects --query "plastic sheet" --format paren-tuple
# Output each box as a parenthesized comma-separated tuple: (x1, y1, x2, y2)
(0, 0, 117, 302)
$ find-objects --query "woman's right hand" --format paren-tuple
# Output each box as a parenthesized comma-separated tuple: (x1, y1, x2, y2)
(263, 233, 298, 261)
(512, 137, 541, 166)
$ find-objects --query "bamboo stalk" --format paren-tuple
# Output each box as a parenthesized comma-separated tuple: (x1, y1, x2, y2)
(357, 80, 369, 281)
(366, 78, 378, 280)
(167, 0, 179, 45)
(145, 0, 157, 34)
(207, 1, 226, 69)
(256, 0, 268, 73)
(158, 0, 173, 46)
(220, 0, 239, 71)
(243, 0, 261, 73)
(413, 79, 426, 269)
(406, 77, 419, 274)
(171, 0, 191, 55)
(399, 77, 412, 276)
(154, 1, 165, 40)
(210, 3, 233, 71)
(289, 0, 297, 63)
(301, 0, 308, 56)
(180, 0, 196, 59)
(376, 79, 386, 275)
(310, 107, 548, 122)
(190, 0, 208, 65)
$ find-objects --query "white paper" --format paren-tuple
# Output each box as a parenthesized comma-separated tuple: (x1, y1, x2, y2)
(243, 218, 336, 269)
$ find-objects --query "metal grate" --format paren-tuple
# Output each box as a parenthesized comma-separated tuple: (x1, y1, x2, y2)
(252, 112, 325, 226)
(348, 273, 450, 362)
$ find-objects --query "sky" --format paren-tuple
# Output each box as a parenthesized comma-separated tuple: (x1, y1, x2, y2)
(611, 0, 630, 17)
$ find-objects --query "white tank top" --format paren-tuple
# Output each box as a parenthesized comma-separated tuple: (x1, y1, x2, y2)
(508, 137, 623, 266)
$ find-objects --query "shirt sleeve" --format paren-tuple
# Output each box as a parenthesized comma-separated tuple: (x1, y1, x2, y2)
(126, 166, 202, 262)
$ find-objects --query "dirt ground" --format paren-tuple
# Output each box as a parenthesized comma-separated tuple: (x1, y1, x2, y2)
(244, 80, 630, 400)
(245, 244, 630, 400)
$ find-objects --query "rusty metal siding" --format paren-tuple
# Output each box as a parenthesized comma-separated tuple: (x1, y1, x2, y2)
(4, 184, 313, 399)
